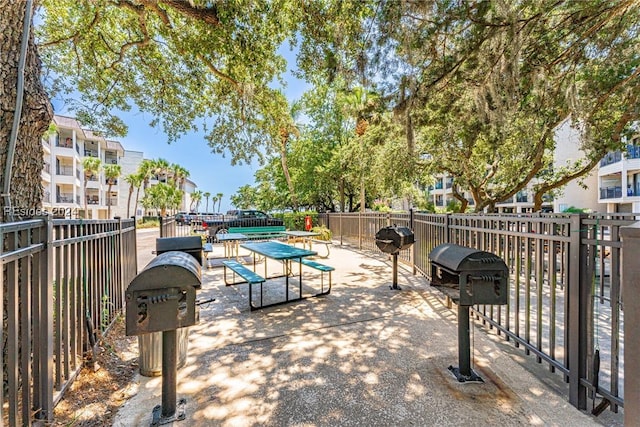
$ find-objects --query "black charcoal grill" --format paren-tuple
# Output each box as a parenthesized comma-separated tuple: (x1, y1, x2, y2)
(375, 225, 415, 290)
(126, 251, 201, 424)
(429, 243, 508, 382)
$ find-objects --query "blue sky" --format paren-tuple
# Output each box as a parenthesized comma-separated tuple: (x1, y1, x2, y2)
(53, 46, 307, 213)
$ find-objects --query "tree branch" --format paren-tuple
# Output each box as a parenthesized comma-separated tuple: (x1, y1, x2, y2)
(155, 0, 220, 26)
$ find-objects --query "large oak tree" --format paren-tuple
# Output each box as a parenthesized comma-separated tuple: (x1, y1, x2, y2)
(1, 1, 53, 220)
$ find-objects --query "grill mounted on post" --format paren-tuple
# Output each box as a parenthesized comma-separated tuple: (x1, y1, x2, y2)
(429, 243, 508, 382)
(126, 251, 202, 425)
(375, 225, 415, 290)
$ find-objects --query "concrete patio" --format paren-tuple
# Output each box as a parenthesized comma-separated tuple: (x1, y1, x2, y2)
(114, 230, 615, 426)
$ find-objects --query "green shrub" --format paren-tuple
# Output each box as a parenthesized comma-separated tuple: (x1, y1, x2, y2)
(311, 225, 332, 241)
(274, 211, 318, 230)
(137, 218, 159, 228)
(562, 206, 590, 213)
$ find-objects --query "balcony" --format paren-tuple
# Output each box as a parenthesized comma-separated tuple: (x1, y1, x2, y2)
(56, 165, 74, 176)
(57, 193, 75, 203)
(435, 199, 444, 206)
(624, 185, 640, 197)
(600, 151, 622, 167)
(600, 186, 623, 199)
(86, 195, 100, 205)
(56, 138, 74, 149)
(627, 144, 640, 159)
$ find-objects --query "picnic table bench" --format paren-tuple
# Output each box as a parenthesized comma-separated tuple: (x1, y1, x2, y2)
(222, 260, 266, 286)
(227, 226, 286, 241)
(290, 257, 334, 294)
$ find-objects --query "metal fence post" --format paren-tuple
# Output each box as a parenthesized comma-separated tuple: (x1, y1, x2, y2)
(444, 213, 450, 242)
(31, 217, 54, 421)
(409, 209, 415, 273)
(358, 212, 362, 250)
(159, 216, 165, 238)
(568, 213, 588, 409)
(620, 222, 640, 425)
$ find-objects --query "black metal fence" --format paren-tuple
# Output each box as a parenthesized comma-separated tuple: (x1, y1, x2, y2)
(1, 217, 137, 425)
(319, 211, 628, 413)
(159, 215, 202, 238)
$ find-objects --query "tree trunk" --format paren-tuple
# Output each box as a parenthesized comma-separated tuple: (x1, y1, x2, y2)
(280, 135, 298, 211)
(134, 186, 142, 218)
(107, 183, 112, 218)
(126, 186, 134, 218)
(0, 1, 53, 220)
(339, 178, 345, 213)
(84, 181, 89, 219)
(533, 192, 544, 212)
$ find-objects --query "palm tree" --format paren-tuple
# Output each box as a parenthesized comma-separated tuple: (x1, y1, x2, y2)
(124, 173, 143, 218)
(271, 93, 300, 210)
(142, 182, 178, 216)
(136, 159, 155, 212)
(103, 164, 122, 218)
(190, 190, 203, 212)
(82, 157, 102, 219)
(216, 192, 223, 213)
(154, 158, 170, 183)
(339, 86, 381, 212)
(211, 195, 218, 213)
(171, 163, 189, 189)
(203, 192, 211, 213)
(171, 163, 189, 210)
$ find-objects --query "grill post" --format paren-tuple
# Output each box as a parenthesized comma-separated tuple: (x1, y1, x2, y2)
(447, 305, 482, 382)
(162, 330, 177, 416)
(392, 254, 399, 290)
(428, 243, 508, 383)
(458, 305, 470, 376)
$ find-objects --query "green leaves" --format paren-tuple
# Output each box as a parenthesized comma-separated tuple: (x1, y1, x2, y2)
(38, 0, 294, 152)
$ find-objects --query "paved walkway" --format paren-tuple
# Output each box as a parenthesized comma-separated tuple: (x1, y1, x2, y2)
(115, 229, 615, 426)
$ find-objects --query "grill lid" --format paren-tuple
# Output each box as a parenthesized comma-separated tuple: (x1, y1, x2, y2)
(128, 251, 202, 292)
(429, 243, 507, 273)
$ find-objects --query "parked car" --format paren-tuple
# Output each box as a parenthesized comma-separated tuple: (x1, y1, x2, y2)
(176, 212, 191, 225)
(204, 209, 284, 238)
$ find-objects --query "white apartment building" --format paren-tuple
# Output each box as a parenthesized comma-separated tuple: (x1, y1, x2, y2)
(598, 134, 640, 213)
(42, 116, 126, 219)
(43, 115, 197, 219)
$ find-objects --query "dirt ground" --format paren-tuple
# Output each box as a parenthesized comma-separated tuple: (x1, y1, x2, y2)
(52, 318, 138, 427)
